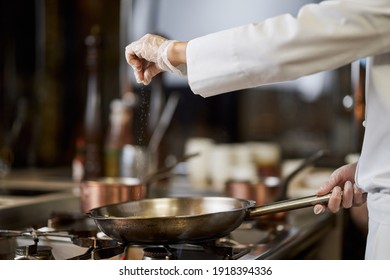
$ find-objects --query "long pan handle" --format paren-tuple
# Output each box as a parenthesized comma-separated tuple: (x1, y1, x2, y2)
(247, 193, 332, 218)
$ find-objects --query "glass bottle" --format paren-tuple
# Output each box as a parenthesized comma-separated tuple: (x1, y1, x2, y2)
(83, 26, 103, 179)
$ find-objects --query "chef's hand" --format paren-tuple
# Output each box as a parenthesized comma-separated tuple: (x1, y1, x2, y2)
(313, 162, 367, 215)
(125, 34, 187, 85)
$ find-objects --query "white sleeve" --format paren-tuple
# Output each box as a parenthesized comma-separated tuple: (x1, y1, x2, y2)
(186, 0, 390, 97)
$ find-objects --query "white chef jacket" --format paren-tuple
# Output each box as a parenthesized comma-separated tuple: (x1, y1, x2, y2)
(185, 0, 390, 259)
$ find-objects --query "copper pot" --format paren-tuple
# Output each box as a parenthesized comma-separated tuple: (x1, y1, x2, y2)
(225, 177, 281, 205)
(80, 153, 200, 213)
(225, 150, 327, 219)
(225, 177, 284, 220)
(80, 177, 146, 213)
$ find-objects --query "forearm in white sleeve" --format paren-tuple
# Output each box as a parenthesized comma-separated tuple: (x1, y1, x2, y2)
(186, 0, 390, 97)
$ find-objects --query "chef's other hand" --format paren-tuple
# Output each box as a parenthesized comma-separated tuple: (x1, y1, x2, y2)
(313, 162, 367, 215)
(125, 34, 187, 85)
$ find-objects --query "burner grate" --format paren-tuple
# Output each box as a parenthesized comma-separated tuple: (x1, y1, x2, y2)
(0, 214, 291, 260)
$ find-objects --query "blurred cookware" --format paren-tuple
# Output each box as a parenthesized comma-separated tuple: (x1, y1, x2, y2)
(87, 193, 332, 244)
(80, 177, 145, 213)
(80, 152, 199, 212)
(225, 149, 327, 206)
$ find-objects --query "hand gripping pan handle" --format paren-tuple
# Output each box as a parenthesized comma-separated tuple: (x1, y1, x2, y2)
(247, 193, 333, 218)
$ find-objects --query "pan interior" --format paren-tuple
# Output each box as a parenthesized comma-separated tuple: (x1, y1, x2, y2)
(90, 196, 254, 219)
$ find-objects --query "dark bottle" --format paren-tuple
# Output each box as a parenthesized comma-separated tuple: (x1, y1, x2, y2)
(83, 26, 103, 179)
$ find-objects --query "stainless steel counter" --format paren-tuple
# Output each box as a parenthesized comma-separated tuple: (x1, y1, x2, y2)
(0, 169, 80, 229)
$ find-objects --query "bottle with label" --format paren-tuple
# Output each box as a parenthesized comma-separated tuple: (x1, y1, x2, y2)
(104, 94, 145, 178)
(104, 99, 134, 177)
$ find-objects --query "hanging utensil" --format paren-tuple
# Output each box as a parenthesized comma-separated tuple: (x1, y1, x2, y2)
(147, 91, 180, 174)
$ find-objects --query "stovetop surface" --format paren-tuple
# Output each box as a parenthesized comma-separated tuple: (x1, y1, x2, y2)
(1, 211, 294, 260)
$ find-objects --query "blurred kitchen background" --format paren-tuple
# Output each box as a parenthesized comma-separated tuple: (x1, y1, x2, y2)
(0, 0, 369, 260)
(0, 0, 365, 173)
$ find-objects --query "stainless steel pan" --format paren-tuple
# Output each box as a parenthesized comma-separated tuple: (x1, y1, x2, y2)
(87, 194, 331, 245)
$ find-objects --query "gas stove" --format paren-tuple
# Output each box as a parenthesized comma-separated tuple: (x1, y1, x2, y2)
(122, 218, 295, 260)
(123, 222, 295, 260)
(0, 212, 297, 260)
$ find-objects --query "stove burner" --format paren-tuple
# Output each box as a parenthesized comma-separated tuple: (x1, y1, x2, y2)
(1, 212, 293, 260)
(143, 247, 177, 260)
(69, 237, 124, 260)
(124, 242, 251, 260)
(15, 244, 54, 260)
(0, 228, 124, 260)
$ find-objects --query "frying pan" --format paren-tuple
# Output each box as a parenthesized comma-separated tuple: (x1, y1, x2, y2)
(87, 193, 332, 245)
